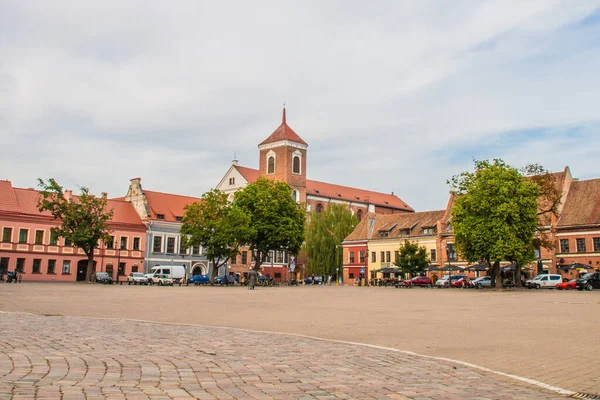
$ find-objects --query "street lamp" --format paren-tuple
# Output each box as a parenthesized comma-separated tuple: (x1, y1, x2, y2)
(336, 267, 339, 286)
(445, 244, 452, 288)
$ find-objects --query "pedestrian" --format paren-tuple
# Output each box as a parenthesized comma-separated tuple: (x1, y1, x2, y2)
(327, 275, 332, 286)
(248, 269, 256, 290)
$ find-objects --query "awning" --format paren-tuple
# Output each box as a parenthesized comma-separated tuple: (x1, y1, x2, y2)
(557, 262, 590, 271)
(424, 265, 440, 271)
(440, 265, 464, 272)
(373, 268, 402, 274)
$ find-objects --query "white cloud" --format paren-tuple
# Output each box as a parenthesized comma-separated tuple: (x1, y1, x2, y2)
(1, 0, 599, 210)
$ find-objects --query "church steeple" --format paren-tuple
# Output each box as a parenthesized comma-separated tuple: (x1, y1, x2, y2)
(282, 105, 286, 124)
(258, 106, 307, 147)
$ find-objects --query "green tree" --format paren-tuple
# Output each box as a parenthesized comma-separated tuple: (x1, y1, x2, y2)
(37, 178, 114, 283)
(233, 178, 305, 272)
(449, 159, 539, 288)
(180, 189, 250, 284)
(393, 240, 429, 278)
(305, 204, 358, 276)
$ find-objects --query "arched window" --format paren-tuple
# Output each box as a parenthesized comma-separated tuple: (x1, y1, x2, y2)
(316, 203, 323, 213)
(292, 190, 297, 202)
(268, 156, 275, 174)
(293, 156, 300, 174)
(357, 209, 363, 221)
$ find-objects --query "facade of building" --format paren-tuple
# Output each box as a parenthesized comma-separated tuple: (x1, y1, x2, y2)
(0, 180, 146, 282)
(217, 108, 413, 280)
(123, 178, 211, 277)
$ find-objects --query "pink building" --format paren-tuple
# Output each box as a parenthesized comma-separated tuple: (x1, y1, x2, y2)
(0, 180, 146, 282)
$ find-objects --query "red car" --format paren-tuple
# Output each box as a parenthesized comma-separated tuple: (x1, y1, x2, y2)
(452, 277, 473, 288)
(405, 276, 433, 287)
(556, 279, 576, 290)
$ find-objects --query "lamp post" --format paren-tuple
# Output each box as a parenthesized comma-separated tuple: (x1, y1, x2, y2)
(445, 244, 452, 288)
(336, 267, 339, 286)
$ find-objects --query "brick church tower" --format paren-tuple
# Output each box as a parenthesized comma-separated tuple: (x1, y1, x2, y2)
(258, 107, 308, 203)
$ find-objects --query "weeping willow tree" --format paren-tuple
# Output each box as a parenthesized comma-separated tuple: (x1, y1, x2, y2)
(305, 204, 358, 276)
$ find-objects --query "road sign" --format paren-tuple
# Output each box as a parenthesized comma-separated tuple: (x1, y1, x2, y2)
(360, 267, 365, 274)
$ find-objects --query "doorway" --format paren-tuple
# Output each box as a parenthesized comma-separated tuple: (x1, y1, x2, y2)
(76, 260, 96, 281)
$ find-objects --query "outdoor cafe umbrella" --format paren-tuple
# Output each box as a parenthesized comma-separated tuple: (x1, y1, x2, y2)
(373, 267, 402, 274)
(465, 262, 488, 272)
(442, 265, 464, 272)
(557, 262, 590, 271)
(423, 265, 439, 271)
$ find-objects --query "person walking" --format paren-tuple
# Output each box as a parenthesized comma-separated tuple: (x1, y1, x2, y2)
(248, 269, 256, 290)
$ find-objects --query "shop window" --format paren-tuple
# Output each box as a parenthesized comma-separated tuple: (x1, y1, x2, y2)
(118, 262, 126, 276)
(349, 273, 354, 279)
(62, 260, 70, 274)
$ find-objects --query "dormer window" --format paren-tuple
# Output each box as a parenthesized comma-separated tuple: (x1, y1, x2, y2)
(175, 216, 183, 222)
(267, 156, 275, 174)
(156, 214, 165, 220)
(379, 231, 389, 238)
(423, 227, 436, 235)
(399, 228, 410, 237)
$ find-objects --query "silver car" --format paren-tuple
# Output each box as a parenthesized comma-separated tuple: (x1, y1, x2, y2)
(472, 276, 491, 288)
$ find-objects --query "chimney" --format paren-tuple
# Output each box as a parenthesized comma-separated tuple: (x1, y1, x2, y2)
(130, 177, 141, 185)
(101, 192, 108, 199)
(64, 190, 73, 201)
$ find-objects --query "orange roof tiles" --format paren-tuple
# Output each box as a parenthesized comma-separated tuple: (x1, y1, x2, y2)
(0, 180, 21, 213)
(557, 178, 600, 227)
(345, 210, 445, 242)
(258, 108, 308, 146)
(236, 166, 261, 183)
(143, 190, 201, 222)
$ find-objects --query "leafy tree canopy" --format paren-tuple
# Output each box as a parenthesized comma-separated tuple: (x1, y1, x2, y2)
(37, 178, 113, 282)
(181, 189, 250, 282)
(393, 240, 429, 277)
(305, 204, 358, 276)
(233, 178, 305, 269)
(449, 159, 539, 287)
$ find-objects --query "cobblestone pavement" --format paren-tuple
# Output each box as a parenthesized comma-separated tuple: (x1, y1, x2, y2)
(0, 313, 570, 400)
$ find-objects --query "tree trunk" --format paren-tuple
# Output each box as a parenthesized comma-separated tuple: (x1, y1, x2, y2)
(493, 261, 502, 289)
(515, 266, 522, 288)
(209, 258, 219, 284)
(85, 253, 95, 283)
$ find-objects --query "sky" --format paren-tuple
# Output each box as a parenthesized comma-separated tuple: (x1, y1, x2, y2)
(1, 0, 600, 211)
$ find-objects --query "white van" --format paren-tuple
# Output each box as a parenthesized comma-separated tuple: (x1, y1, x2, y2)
(146, 265, 186, 283)
(525, 274, 562, 289)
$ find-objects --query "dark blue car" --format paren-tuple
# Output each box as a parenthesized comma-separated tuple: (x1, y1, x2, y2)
(188, 274, 210, 285)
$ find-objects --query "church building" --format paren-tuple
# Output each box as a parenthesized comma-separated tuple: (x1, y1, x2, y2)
(216, 108, 413, 280)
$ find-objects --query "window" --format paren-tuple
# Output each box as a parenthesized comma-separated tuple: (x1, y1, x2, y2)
(132, 266, 138, 273)
(120, 236, 128, 250)
(2, 227, 12, 242)
(395, 251, 399, 263)
(446, 223, 453, 232)
(266, 251, 274, 263)
(179, 242, 187, 254)
(293, 156, 300, 174)
(32, 259, 41, 274)
(49, 231, 58, 246)
(359, 250, 365, 263)
(175, 216, 183, 221)
(380, 251, 385, 263)
(16, 258, 25, 272)
(274, 272, 281, 278)
(315, 203, 323, 214)
(594, 238, 600, 252)
(106, 236, 115, 249)
(153, 236, 162, 253)
(386, 251, 391, 263)
(47, 259, 56, 274)
(192, 245, 200, 255)
(576, 238, 586, 253)
(357, 209, 363, 222)
(0, 257, 9, 273)
(560, 239, 569, 253)
(349, 273, 354, 279)
(267, 156, 275, 174)
(156, 214, 165, 220)
(423, 227, 435, 235)
(118, 262, 126, 276)
(446, 244, 456, 261)
(19, 229, 28, 244)
(379, 231, 389, 238)
(371, 252, 376, 263)
(292, 190, 297, 202)
(35, 230, 44, 245)
(399, 229, 410, 237)
(276, 251, 284, 264)
(349, 252, 355, 263)
(133, 237, 140, 251)
(229, 177, 235, 185)
(64, 238, 72, 247)
(241, 251, 248, 264)
(62, 260, 70, 274)
(166, 237, 175, 254)
(430, 249, 437, 261)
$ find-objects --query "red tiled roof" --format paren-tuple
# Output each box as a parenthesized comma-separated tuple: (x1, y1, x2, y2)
(0, 180, 21, 213)
(236, 166, 261, 183)
(258, 108, 308, 146)
(557, 179, 600, 227)
(143, 190, 201, 222)
(13, 188, 52, 216)
(107, 199, 144, 225)
(233, 165, 413, 211)
(345, 210, 445, 241)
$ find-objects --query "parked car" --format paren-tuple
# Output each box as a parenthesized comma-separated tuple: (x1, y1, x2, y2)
(556, 279, 577, 290)
(148, 273, 173, 286)
(472, 276, 491, 288)
(188, 274, 210, 285)
(576, 272, 600, 291)
(405, 276, 433, 287)
(127, 272, 148, 285)
(94, 272, 113, 284)
(436, 274, 467, 287)
(525, 274, 562, 289)
(452, 277, 473, 288)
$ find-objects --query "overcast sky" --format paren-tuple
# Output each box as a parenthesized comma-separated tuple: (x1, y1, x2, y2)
(2, 1, 599, 211)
